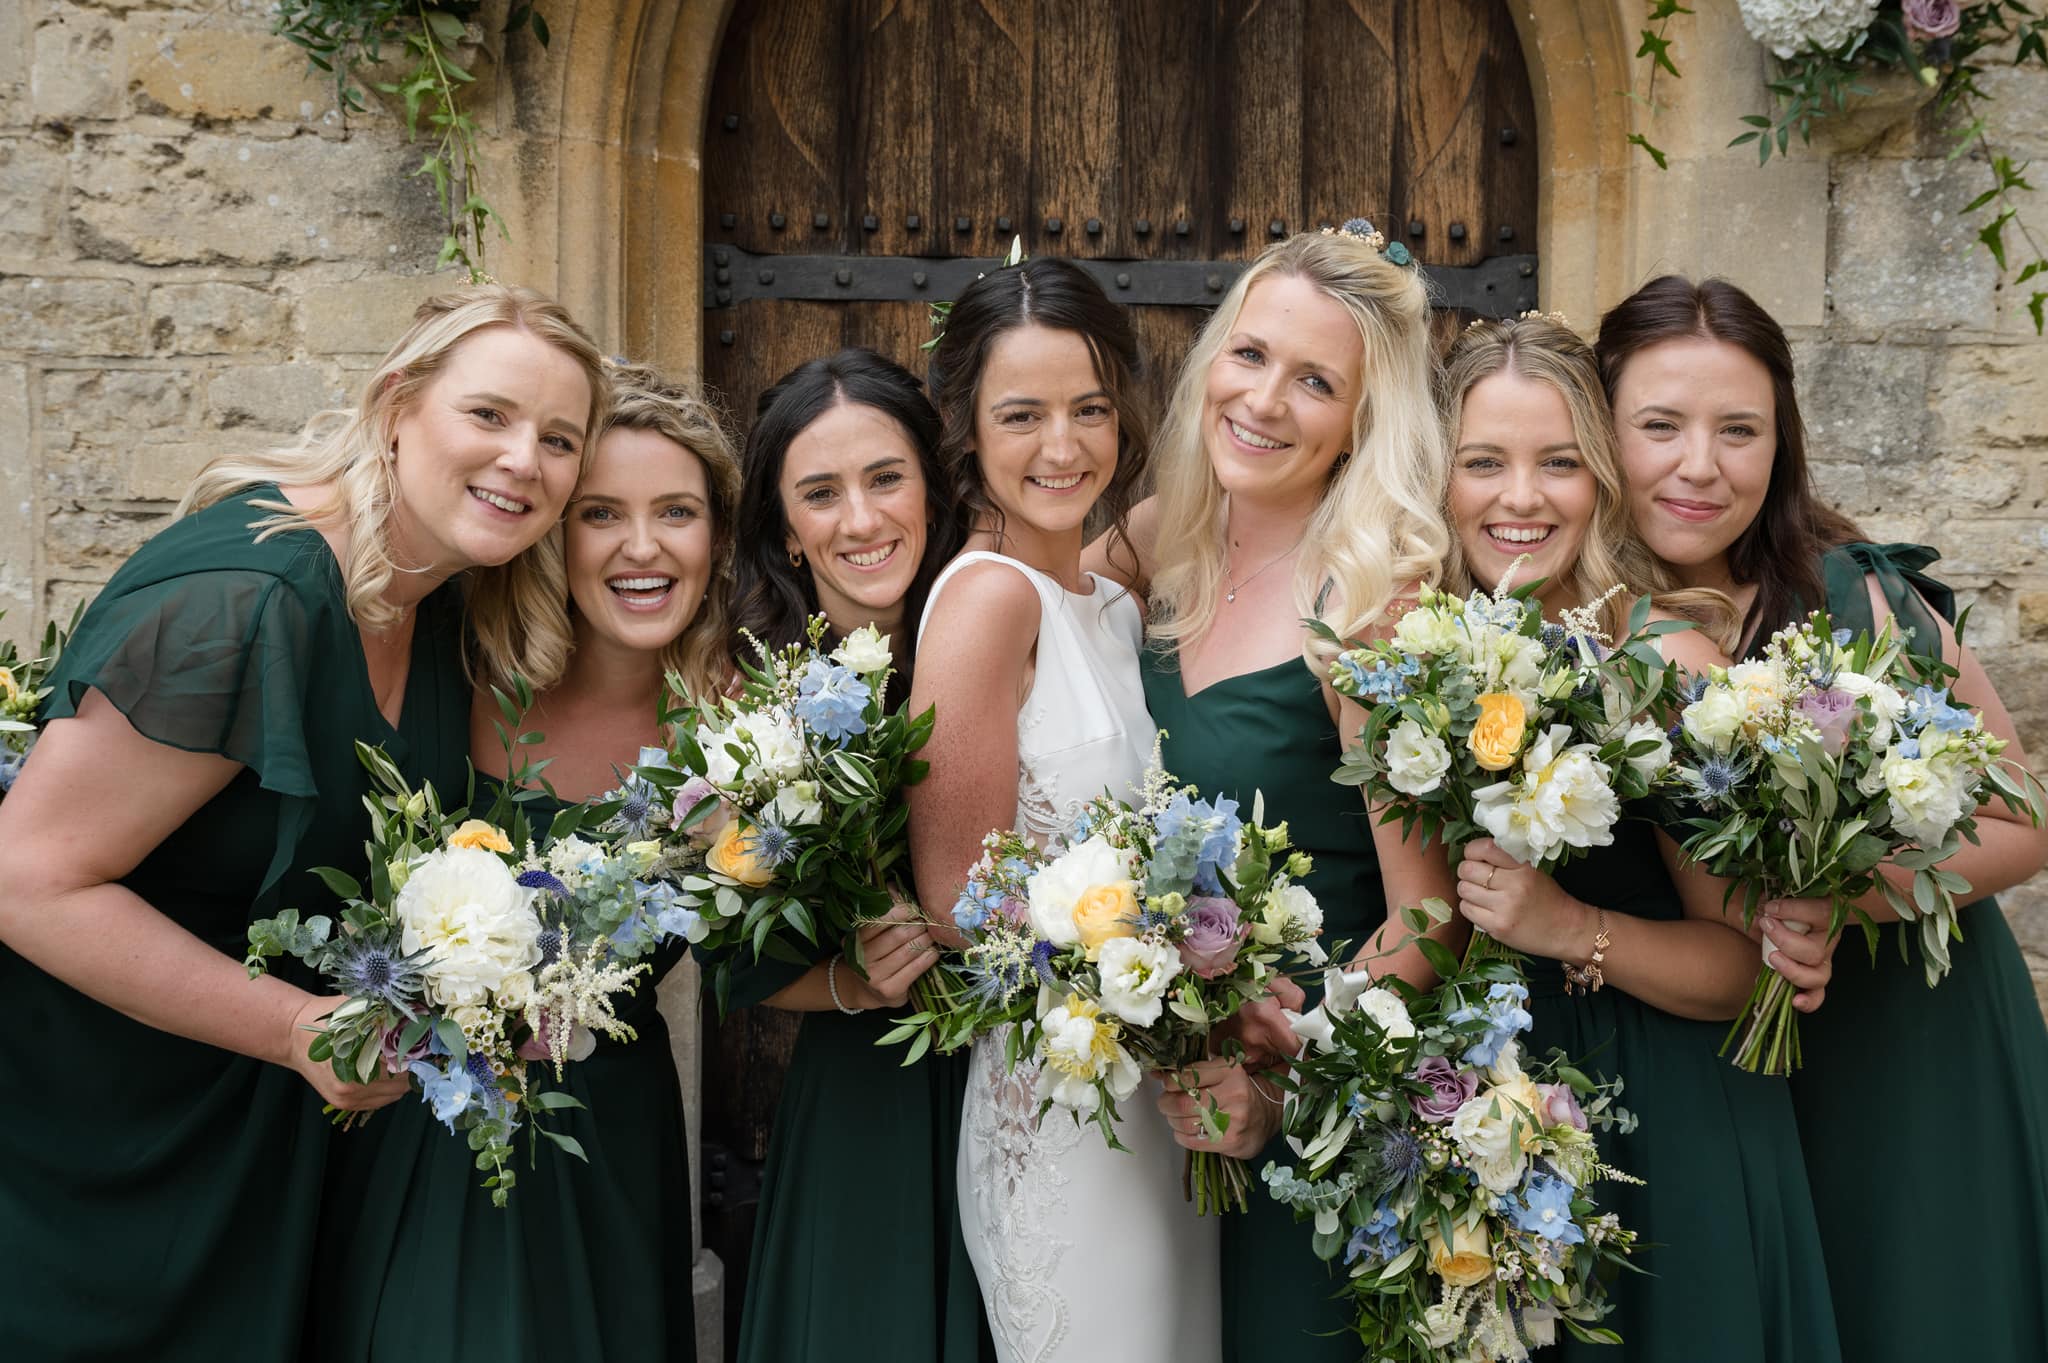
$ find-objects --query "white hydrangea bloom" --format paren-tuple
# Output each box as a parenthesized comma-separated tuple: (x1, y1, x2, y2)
(1736, 0, 1881, 60)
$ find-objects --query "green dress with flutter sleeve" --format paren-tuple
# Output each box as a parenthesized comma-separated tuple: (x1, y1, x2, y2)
(1142, 648, 1386, 1363)
(306, 785, 699, 1362)
(1767, 542, 2048, 1361)
(0, 485, 471, 1363)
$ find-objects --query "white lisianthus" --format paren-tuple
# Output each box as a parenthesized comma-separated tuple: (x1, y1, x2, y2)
(1832, 670, 1907, 751)
(1095, 936, 1184, 1026)
(545, 835, 606, 885)
(768, 780, 823, 827)
(831, 625, 893, 676)
(1386, 718, 1453, 796)
(1253, 881, 1327, 962)
(697, 723, 742, 787)
(1394, 605, 1462, 658)
(1882, 751, 1969, 844)
(1724, 660, 1786, 733)
(1490, 632, 1546, 708)
(1422, 1301, 1464, 1350)
(395, 846, 543, 1007)
(1471, 727, 1618, 865)
(1448, 1092, 1531, 1193)
(1026, 835, 1135, 947)
(495, 968, 535, 1013)
(1355, 986, 1416, 1039)
(1681, 683, 1746, 751)
(738, 709, 807, 782)
(1622, 718, 1672, 777)
(1538, 665, 1579, 703)
(1036, 995, 1141, 1113)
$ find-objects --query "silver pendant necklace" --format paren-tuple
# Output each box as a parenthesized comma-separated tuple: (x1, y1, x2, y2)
(1224, 539, 1301, 604)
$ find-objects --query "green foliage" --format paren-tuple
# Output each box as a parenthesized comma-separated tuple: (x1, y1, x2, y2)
(269, 1, 550, 279)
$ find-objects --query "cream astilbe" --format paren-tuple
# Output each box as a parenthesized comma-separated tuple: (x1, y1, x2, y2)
(528, 943, 647, 1076)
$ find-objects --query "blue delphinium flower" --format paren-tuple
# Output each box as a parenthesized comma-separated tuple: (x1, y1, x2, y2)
(0, 748, 23, 793)
(334, 937, 427, 1015)
(794, 657, 872, 743)
(640, 882, 702, 942)
(1193, 796, 1242, 893)
(410, 1060, 481, 1131)
(953, 891, 989, 934)
(1344, 1198, 1408, 1265)
(1894, 736, 1921, 760)
(1448, 981, 1532, 1068)
(1907, 684, 1973, 734)
(1502, 1171, 1585, 1245)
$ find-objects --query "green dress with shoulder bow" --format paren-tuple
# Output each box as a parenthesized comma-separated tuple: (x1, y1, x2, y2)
(0, 485, 471, 1363)
(1768, 542, 2048, 1362)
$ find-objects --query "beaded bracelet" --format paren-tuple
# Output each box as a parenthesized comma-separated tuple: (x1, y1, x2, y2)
(826, 955, 865, 1015)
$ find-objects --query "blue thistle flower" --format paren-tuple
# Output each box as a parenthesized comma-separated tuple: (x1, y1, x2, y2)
(1692, 754, 1743, 798)
(747, 818, 798, 868)
(518, 869, 570, 899)
(1682, 673, 1712, 704)
(535, 926, 565, 967)
(1539, 621, 1567, 652)
(334, 938, 427, 1014)
(1364, 1123, 1427, 1203)
(608, 780, 657, 839)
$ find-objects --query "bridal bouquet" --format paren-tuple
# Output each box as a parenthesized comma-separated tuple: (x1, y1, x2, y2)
(247, 744, 694, 1205)
(0, 610, 72, 802)
(1325, 577, 1681, 878)
(895, 756, 1327, 1213)
(1265, 923, 1640, 1362)
(626, 618, 943, 1013)
(1658, 611, 2042, 1074)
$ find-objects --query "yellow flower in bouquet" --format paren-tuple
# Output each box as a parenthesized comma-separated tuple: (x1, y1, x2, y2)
(1468, 692, 1528, 771)
(1073, 881, 1140, 957)
(708, 821, 778, 887)
(447, 819, 514, 853)
(1426, 1216, 1495, 1288)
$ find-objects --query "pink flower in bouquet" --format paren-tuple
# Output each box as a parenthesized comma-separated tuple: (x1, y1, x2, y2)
(379, 1025, 433, 1076)
(1537, 1082, 1589, 1132)
(1410, 1054, 1480, 1123)
(518, 1014, 597, 1064)
(673, 776, 733, 846)
(1903, 0, 1960, 40)
(1798, 687, 1857, 756)
(1179, 896, 1247, 978)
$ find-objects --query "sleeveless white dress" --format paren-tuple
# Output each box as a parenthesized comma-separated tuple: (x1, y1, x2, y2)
(919, 550, 1222, 1363)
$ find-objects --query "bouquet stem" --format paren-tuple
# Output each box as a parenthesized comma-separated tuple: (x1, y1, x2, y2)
(1721, 965, 1803, 1076)
(1461, 927, 1517, 970)
(1184, 1149, 1251, 1216)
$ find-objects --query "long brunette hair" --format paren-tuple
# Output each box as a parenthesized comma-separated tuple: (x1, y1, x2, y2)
(1594, 276, 1861, 645)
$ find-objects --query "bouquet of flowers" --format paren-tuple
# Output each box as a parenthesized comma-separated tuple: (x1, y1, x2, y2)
(246, 744, 696, 1205)
(0, 610, 73, 802)
(1658, 611, 2042, 1074)
(1324, 577, 1682, 890)
(893, 756, 1327, 1213)
(625, 618, 945, 1014)
(1265, 909, 1640, 1362)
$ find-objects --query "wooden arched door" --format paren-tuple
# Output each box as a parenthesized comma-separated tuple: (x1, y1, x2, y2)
(696, 0, 1538, 1336)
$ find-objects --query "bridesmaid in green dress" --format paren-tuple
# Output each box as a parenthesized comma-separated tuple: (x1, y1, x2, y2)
(308, 362, 740, 1360)
(1084, 226, 1457, 1363)
(1438, 315, 1841, 1361)
(1597, 275, 2048, 1361)
(0, 284, 605, 1362)
(721, 349, 990, 1363)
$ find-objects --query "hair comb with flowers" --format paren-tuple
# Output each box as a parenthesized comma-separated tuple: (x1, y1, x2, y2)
(1323, 217, 1415, 268)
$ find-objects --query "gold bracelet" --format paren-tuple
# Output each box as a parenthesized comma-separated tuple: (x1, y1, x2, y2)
(1562, 908, 1609, 995)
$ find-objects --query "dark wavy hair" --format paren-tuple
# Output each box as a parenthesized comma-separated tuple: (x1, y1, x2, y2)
(1594, 275, 1862, 647)
(729, 348, 962, 695)
(924, 256, 1149, 582)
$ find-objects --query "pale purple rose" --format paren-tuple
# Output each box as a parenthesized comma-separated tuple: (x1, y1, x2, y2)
(673, 776, 732, 846)
(1798, 687, 1857, 756)
(379, 1025, 432, 1076)
(1179, 896, 1247, 979)
(1537, 1082, 1589, 1132)
(1903, 0, 1961, 40)
(1409, 1054, 1480, 1123)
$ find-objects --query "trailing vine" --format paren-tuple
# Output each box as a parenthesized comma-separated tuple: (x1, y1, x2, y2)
(272, 0, 551, 279)
(1626, 1, 2048, 332)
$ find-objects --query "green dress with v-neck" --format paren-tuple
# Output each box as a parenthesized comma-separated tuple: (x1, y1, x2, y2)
(306, 783, 700, 1362)
(1143, 646, 1386, 1363)
(1766, 542, 2048, 1361)
(0, 485, 471, 1363)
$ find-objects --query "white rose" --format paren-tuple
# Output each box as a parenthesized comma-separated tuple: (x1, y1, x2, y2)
(1095, 936, 1183, 1027)
(1724, 660, 1785, 731)
(1253, 882, 1326, 962)
(1355, 986, 1416, 1039)
(739, 710, 807, 782)
(768, 780, 823, 827)
(1026, 835, 1134, 947)
(395, 846, 543, 1008)
(1393, 606, 1461, 657)
(1386, 718, 1453, 796)
(495, 969, 535, 1013)
(1681, 684, 1746, 751)
(1447, 1092, 1530, 1193)
(831, 625, 893, 676)
(1622, 718, 1672, 777)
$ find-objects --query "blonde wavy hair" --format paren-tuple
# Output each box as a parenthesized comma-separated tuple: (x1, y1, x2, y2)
(179, 283, 609, 692)
(1436, 315, 1736, 650)
(593, 361, 742, 705)
(1148, 231, 1450, 662)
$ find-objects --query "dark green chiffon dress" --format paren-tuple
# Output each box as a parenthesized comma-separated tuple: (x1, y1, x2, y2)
(1143, 648, 1386, 1363)
(1538, 824, 1842, 1361)
(1766, 542, 2048, 1361)
(725, 935, 994, 1362)
(307, 787, 698, 1362)
(0, 485, 471, 1362)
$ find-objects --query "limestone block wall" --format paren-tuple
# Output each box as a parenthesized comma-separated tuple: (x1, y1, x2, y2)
(2, 0, 2045, 1024)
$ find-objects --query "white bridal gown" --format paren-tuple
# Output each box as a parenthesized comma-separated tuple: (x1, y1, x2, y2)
(921, 550, 1222, 1363)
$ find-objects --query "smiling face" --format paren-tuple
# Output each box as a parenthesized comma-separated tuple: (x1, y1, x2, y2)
(1201, 272, 1364, 510)
(564, 424, 714, 656)
(1449, 370, 1598, 609)
(779, 399, 929, 635)
(384, 325, 591, 576)
(971, 324, 1119, 552)
(1611, 335, 1776, 588)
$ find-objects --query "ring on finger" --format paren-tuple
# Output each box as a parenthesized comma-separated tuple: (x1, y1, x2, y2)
(1485, 867, 1496, 890)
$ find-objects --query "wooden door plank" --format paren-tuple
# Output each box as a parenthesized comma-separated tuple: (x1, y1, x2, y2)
(1479, 0, 1540, 259)
(1303, 0, 1397, 236)
(1117, 1, 1207, 261)
(1394, 0, 1489, 270)
(849, 0, 937, 258)
(1212, 0, 1304, 262)
(935, 0, 1035, 262)
(842, 299, 939, 379)
(722, 0, 847, 255)
(1034, 0, 1120, 261)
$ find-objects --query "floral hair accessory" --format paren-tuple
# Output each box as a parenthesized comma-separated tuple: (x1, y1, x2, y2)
(923, 235, 1027, 353)
(1322, 217, 1415, 268)
(1518, 309, 1574, 328)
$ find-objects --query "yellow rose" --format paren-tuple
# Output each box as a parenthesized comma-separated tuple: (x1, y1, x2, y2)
(1425, 1216, 1494, 1288)
(708, 821, 778, 888)
(1468, 692, 1528, 771)
(447, 819, 513, 854)
(1072, 881, 1140, 958)
(0, 666, 18, 703)
(1487, 1075, 1547, 1153)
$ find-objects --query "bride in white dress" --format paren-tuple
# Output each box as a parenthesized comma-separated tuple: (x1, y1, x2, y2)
(909, 258, 1221, 1363)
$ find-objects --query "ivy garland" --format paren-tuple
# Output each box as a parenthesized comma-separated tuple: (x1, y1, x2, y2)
(1630, 1, 2048, 333)
(272, 0, 551, 279)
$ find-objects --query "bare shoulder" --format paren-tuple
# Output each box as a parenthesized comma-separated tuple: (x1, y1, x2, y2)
(1084, 495, 1158, 592)
(919, 558, 1043, 671)
(1651, 614, 1731, 674)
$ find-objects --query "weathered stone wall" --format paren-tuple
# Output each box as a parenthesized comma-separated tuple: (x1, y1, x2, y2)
(2, 0, 2045, 1021)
